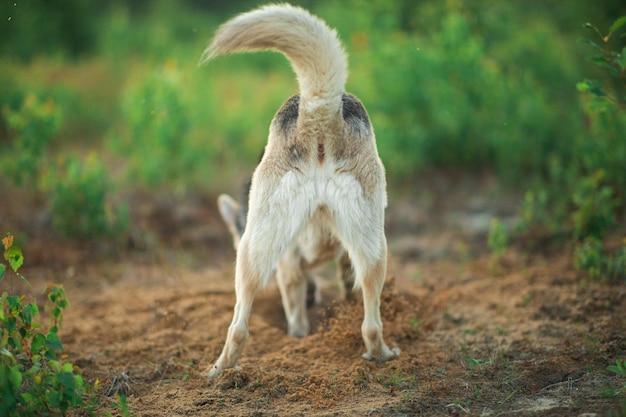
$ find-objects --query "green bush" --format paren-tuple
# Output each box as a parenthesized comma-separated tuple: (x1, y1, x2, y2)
(0, 235, 99, 416)
(571, 171, 616, 240)
(575, 17, 626, 204)
(2, 94, 61, 187)
(113, 62, 195, 188)
(575, 237, 626, 282)
(513, 16, 625, 244)
(48, 154, 127, 239)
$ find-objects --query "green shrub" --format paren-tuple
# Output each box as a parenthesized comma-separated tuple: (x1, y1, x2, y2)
(0, 235, 99, 416)
(515, 16, 625, 245)
(114, 62, 194, 188)
(575, 237, 626, 282)
(48, 154, 127, 239)
(571, 171, 616, 240)
(2, 94, 61, 187)
(575, 17, 626, 199)
(488, 219, 509, 259)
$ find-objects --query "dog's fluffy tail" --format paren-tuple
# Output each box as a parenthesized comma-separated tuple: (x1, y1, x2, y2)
(201, 4, 347, 113)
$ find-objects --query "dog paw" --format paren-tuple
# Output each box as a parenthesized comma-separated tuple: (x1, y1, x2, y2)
(206, 364, 242, 378)
(206, 364, 221, 378)
(362, 346, 400, 362)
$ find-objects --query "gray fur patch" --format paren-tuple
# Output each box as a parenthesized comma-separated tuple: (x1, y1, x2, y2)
(274, 94, 300, 134)
(341, 93, 370, 128)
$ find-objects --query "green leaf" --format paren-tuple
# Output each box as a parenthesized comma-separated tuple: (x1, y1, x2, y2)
(5, 294, 20, 311)
(49, 359, 62, 373)
(608, 16, 626, 36)
(5, 246, 23, 273)
(608, 359, 626, 377)
(577, 37, 601, 51)
(8, 363, 23, 390)
(586, 79, 606, 97)
(19, 392, 34, 405)
(588, 54, 617, 74)
(57, 371, 75, 389)
(46, 332, 63, 351)
(0, 264, 4, 281)
(31, 333, 46, 354)
(22, 302, 39, 324)
(0, 347, 15, 360)
(576, 82, 590, 92)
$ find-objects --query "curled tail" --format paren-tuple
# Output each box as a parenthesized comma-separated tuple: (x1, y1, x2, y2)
(201, 4, 348, 113)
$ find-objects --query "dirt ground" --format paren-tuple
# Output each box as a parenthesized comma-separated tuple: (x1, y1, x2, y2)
(4, 176, 626, 416)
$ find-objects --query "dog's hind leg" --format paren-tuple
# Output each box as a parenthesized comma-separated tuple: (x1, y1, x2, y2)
(353, 239, 400, 361)
(206, 239, 262, 378)
(338, 251, 355, 301)
(207, 170, 312, 377)
(276, 246, 309, 337)
(331, 185, 400, 362)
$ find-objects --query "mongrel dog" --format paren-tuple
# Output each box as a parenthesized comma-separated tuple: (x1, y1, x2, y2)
(202, 4, 399, 378)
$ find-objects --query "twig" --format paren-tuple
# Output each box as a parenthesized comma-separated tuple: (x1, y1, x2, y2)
(539, 376, 584, 392)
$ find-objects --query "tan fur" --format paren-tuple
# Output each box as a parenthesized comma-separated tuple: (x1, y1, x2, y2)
(203, 4, 399, 378)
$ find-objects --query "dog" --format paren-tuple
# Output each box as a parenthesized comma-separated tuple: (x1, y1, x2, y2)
(202, 3, 400, 377)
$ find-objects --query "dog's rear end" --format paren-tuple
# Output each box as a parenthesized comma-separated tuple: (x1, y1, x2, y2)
(218, 181, 355, 305)
(203, 4, 399, 378)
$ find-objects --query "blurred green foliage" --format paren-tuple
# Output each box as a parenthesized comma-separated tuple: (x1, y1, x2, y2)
(2, 94, 61, 186)
(116, 62, 193, 188)
(575, 236, 626, 282)
(48, 154, 127, 239)
(0, 1, 624, 254)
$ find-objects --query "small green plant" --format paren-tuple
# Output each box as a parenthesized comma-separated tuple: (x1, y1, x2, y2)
(408, 314, 422, 329)
(519, 189, 551, 233)
(577, 17, 626, 111)
(377, 368, 418, 390)
(465, 357, 489, 371)
(353, 366, 369, 388)
(488, 218, 508, 259)
(0, 234, 28, 290)
(574, 237, 626, 282)
(576, 16, 626, 206)
(571, 171, 616, 240)
(609, 359, 626, 378)
(519, 293, 533, 307)
(0, 234, 103, 416)
(604, 359, 626, 397)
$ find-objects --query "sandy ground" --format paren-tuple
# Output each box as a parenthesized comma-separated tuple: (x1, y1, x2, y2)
(5, 177, 625, 416)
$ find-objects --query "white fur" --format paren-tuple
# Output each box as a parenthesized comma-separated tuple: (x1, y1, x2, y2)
(204, 4, 399, 378)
